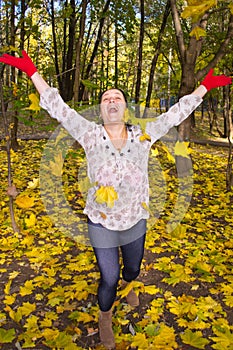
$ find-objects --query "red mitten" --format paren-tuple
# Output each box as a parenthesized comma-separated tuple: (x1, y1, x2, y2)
(0, 50, 37, 77)
(201, 68, 232, 91)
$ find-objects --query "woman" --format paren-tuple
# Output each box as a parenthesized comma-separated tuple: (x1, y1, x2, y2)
(0, 51, 231, 349)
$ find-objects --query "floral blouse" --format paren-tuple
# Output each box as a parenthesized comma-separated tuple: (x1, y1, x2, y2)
(40, 88, 202, 230)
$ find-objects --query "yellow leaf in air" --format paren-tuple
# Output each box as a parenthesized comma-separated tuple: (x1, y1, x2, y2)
(139, 133, 151, 142)
(95, 185, 118, 208)
(15, 195, 35, 209)
(27, 178, 39, 189)
(49, 152, 64, 176)
(181, 0, 217, 22)
(190, 26, 207, 40)
(174, 141, 191, 158)
(25, 93, 41, 112)
(229, 3, 233, 15)
(11, 82, 18, 96)
(24, 213, 36, 228)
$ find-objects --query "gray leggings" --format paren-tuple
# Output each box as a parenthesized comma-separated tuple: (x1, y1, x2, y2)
(88, 219, 146, 311)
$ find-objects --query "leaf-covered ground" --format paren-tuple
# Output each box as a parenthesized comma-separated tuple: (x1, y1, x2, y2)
(0, 137, 232, 350)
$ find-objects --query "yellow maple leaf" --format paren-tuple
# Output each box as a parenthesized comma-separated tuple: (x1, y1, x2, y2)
(25, 93, 41, 112)
(95, 185, 118, 208)
(49, 152, 64, 176)
(15, 195, 35, 209)
(181, 0, 217, 22)
(190, 26, 207, 40)
(139, 133, 151, 142)
(229, 3, 233, 15)
(20, 280, 34, 296)
(24, 213, 36, 228)
(131, 333, 149, 349)
(4, 295, 16, 305)
(174, 141, 191, 158)
(27, 178, 39, 189)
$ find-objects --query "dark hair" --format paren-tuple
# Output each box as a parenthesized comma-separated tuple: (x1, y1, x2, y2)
(98, 88, 128, 105)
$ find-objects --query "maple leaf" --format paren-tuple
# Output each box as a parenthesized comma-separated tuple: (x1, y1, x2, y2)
(15, 195, 35, 209)
(49, 151, 64, 176)
(181, 329, 209, 349)
(24, 213, 36, 228)
(174, 141, 191, 158)
(27, 178, 39, 189)
(0, 328, 16, 343)
(95, 185, 118, 208)
(181, 0, 217, 22)
(190, 26, 207, 40)
(25, 93, 41, 112)
(131, 333, 149, 349)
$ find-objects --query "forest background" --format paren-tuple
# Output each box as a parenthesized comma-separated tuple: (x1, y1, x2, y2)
(0, 0, 233, 349)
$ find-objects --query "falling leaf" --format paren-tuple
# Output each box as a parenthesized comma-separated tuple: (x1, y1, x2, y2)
(49, 152, 64, 176)
(27, 178, 39, 189)
(24, 213, 36, 228)
(174, 141, 191, 158)
(181, 0, 217, 22)
(25, 93, 41, 112)
(139, 133, 151, 142)
(15, 195, 35, 209)
(95, 185, 118, 208)
(190, 26, 207, 40)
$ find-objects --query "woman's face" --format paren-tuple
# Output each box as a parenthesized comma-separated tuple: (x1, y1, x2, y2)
(100, 89, 127, 125)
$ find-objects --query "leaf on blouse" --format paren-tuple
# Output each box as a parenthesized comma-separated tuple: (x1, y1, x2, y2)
(139, 133, 151, 142)
(95, 186, 118, 208)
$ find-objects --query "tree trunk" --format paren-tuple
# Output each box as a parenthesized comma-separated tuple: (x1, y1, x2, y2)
(135, 0, 144, 111)
(79, 0, 111, 101)
(73, 0, 87, 102)
(144, 0, 170, 113)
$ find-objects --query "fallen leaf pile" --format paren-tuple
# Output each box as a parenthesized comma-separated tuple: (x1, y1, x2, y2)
(0, 139, 232, 350)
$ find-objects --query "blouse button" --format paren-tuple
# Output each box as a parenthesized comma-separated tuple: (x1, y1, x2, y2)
(120, 153, 123, 156)
(106, 145, 109, 149)
(131, 139, 134, 143)
(103, 136, 106, 140)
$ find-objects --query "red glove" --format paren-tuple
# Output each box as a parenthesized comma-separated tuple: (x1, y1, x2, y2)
(201, 68, 232, 91)
(0, 50, 37, 77)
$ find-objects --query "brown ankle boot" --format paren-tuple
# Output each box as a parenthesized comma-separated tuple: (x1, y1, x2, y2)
(99, 309, 115, 349)
(122, 280, 139, 307)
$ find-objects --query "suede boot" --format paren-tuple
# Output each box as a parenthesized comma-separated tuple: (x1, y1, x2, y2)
(122, 280, 139, 307)
(99, 309, 115, 349)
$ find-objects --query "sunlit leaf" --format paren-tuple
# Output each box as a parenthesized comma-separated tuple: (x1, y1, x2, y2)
(15, 195, 35, 209)
(181, 329, 209, 349)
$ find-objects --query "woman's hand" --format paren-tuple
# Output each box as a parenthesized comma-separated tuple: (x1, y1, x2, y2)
(0, 50, 37, 77)
(201, 69, 232, 91)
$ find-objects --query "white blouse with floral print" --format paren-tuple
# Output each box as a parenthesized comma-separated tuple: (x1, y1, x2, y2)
(40, 88, 202, 231)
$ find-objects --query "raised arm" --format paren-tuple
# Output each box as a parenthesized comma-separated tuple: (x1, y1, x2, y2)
(0, 50, 49, 94)
(192, 68, 232, 98)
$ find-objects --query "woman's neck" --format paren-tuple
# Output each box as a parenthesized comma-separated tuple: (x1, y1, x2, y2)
(104, 122, 126, 139)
